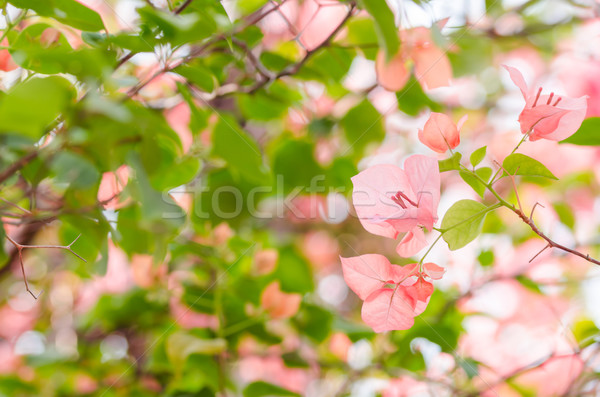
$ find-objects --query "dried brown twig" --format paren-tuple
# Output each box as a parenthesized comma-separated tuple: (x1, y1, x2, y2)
(5, 234, 86, 299)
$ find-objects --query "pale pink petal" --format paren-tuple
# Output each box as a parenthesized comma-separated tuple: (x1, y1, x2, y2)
(418, 112, 460, 153)
(536, 95, 588, 141)
(408, 278, 434, 303)
(260, 281, 302, 319)
(423, 263, 445, 280)
(382, 207, 422, 233)
(404, 154, 441, 228)
(340, 254, 394, 300)
(376, 50, 410, 92)
(297, 0, 347, 51)
(395, 227, 428, 257)
(351, 164, 412, 238)
(457, 114, 468, 131)
(502, 64, 529, 100)
(361, 288, 417, 332)
(413, 47, 452, 90)
(519, 105, 567, 137)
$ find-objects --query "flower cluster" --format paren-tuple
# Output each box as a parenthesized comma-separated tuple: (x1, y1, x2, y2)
(343, 154, 444, 332)
(340, 255, 444, 332)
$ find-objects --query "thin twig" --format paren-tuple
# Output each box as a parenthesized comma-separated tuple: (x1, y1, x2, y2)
(513, 208, 600, 266)
(5, 234, 87, 299)
(174, 0, 194, 14)
(0, 197, 33, 215)
(247, 2, 356, 94)
(0, 151, 39, 185)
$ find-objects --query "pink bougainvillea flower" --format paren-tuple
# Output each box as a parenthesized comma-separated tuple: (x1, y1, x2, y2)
(351, 154, 440, 257)
(0, 39, 17, 72)
(260, 281, 302, 319)
(340, 254, 444, 332)
(375, 50, 411, 92)
(375, 23, 452, 92)
(503, 65, 587, 141)
(418, 112, 468, 153)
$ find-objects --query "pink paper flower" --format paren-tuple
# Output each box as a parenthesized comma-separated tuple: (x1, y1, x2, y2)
(351, 154, 440, 257)
(418, 112, 467, 153)
(503, 65, 587, 141)
(340, 255, 444, 332)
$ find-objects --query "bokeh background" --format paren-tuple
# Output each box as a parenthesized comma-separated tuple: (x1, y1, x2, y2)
(1, 0, 600, 395)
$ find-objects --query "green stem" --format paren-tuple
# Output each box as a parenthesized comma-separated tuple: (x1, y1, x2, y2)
(223, 315, 265, 337)
(0, 10, 27, 43)
(419, 233, 444, 264)
(490, 131, 530, 184)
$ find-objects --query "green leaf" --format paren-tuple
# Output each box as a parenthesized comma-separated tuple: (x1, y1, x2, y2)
(166, 332, 227, 369)
(477, 250, 494, 267)
(138, 6, 216, 46)
(396, 76, 442, 115)
(502, 153, 557, 180)
(11, 24, 112, 78)
(553, 202, 575, 229)
(441, 200, 491, 250)
(470, 146, 487, 167)
(0, 76, 75, 138)
(358, 0, 400, 59)
(515, 275, 542, 293)
(174, 64, 215, 92)
(458, 358, 480, 379)
(345, 18, 379, 59)
(50, 151, 100, 189)
(272, 139, 323, 193)
(292, 304, 332, 343)
(273, 248, 313, 294)
(438, 152, 462, 173)
(560, 117, 600, 146)
(9, 0, 104, 31)
(0, 221, 9, 268)
(341, 99, 385, 153)
(212, 114, 269, 185)
(459, 167, 491, 198)
(243, 382, 300, 397)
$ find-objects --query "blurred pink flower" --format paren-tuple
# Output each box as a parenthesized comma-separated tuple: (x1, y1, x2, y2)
(503, 65, 587, 141)
(351, 154, 440, 257)
(376, 24, 452, 92)
(375, 50, 410, 92)
(260, 281, 302, 319)
(165, 102, 193, 154)
(383, 376, 430, 397)
(0, 39, 17, 72)
(254, 249, 279, 275)
(259, 0, 348, 51)
(238, 355, 310, 393)
(340, 254, 444, 332)
(329, 332, 352, 362)
(0, 304, 38, 341)
(97, 166, 129, 209)
(0, 341, 21, 374)
(418, 112, 467, 153)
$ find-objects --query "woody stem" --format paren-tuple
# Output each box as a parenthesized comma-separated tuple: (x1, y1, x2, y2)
(461, 165, 600, 266)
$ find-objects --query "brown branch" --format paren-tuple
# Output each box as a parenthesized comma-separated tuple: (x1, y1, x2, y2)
(513, 208, 600, 266)
(127, 0, 298, 98)
(174, 0, 194, 14)
(0, 151, 39, 185)
(246, 2, 356, 94)
(231, 37, 274, 81)
(5, 233, 87, 299)
(0, 197, 32, 215)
